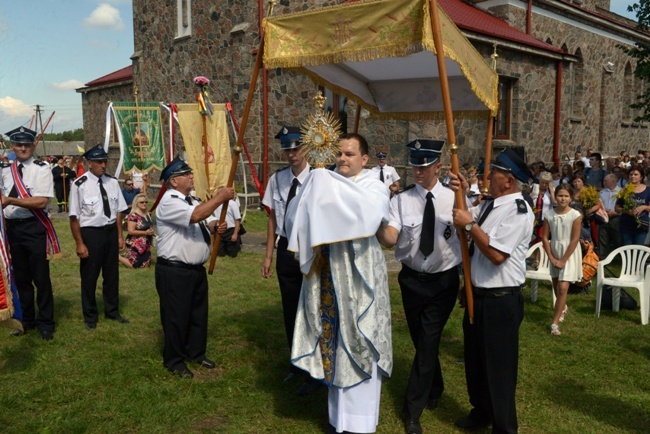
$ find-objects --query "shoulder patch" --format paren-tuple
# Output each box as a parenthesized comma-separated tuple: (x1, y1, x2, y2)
(275, 166, 290, 175)
(104, 174, 116, 179)
(170, 194, 179, 199)
(33, 160, 47, 166)
(396, 184, 415, 195)
(515, 199, 528, 214)
(74, 175, 88, 187)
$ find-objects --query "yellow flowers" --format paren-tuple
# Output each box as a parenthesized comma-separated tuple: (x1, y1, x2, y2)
(580, 185, 600, 210)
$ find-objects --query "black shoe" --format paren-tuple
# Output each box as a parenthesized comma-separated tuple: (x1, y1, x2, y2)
(106, 315, 130, 324)
(454, 415, 490, 431)
(296, 380, 321, 397)
(85, 322, 97, 330)
(194, 358, 216, 369)
(169, 365, 194, 379)
(404, 418, 422, 434)
(40, 330, 54, 341)
(283, 372, 297, 383)
(426, 398, 438, 410)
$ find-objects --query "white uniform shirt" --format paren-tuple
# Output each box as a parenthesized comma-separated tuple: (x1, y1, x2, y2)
(214, 199, 241, 229)
(1, 157, 54, 219)
(262, 163, 310, 237)
(371, 164, 400, 187)
(469, 192, 534, 288)
(388, 182, 461, 273)
(68, 171, 127, 227)
(600, 186, 621, 212)
(155, 188, 216, 265)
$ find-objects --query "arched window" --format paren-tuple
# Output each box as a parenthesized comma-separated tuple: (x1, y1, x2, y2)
(493, 77, 513, 139)
(570, 48, 585, 118)
(624, 62, 634, 121)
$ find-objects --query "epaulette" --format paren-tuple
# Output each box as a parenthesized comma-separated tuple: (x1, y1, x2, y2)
(33, 160, 47, 166)
(274, 166, 290, 175)
(0, 161, 11, 168)
(104, 174, 116, 179)
(395, 184, 415, 195)
(190, 195, 202, 203)
(515, 198, 528, 214)
(74, 175, 88, 186)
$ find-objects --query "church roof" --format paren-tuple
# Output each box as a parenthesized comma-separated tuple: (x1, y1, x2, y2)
(83, 65, 133, 88)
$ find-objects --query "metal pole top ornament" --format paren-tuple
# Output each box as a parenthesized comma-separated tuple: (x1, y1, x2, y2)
(300, 91, 342, 168)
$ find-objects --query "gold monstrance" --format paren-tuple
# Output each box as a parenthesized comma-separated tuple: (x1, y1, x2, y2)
(300, 92, 342, 168)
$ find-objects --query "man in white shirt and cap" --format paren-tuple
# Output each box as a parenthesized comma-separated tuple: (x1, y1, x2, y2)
(371, 151, 400, 196)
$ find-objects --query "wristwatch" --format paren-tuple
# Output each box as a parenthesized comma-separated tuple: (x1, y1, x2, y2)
(464, 221, 477, 233)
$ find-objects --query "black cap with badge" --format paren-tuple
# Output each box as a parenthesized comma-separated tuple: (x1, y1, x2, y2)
(406, 139, 445, 167)
(275, 126, 302, 150)
(491, 147, 533, 184)
(6, 126, 37, 144)
(160, 156, 193, 182)
(82, 144, 109, 161)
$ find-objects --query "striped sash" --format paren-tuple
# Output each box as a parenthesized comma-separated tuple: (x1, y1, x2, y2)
(10, 163, 61, 254)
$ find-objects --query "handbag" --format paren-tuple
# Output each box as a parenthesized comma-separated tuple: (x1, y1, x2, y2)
(593, 207, 609, 225)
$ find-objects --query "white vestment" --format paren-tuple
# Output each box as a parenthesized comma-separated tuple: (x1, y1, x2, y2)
(285, 168, 392, 433)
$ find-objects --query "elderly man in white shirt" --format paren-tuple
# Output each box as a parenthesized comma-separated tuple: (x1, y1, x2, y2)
(598, 173, 621, 258)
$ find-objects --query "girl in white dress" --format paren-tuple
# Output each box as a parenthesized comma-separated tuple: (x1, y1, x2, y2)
(542, 184, 583, 336)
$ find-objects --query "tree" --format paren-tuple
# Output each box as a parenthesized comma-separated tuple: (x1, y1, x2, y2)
(42, 128, 84, 141)
(619, 2, 650, 122)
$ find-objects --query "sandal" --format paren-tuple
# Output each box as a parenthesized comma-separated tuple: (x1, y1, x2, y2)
(559, 305, 569, 323)
(551, 324, 561, 336)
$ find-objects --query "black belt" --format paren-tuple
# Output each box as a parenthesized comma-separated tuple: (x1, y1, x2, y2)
(473, 286, 522, 298)
(82, 223, 116, 231)
(157, 257, 204, 271)
(402, 264, 446, 282)
(6, 217, 37, 225)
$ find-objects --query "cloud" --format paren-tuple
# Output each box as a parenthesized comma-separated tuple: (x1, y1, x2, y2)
(51, 80, 85, 91)
(0, 96, 33, 119)
(84, 3, 125, 30)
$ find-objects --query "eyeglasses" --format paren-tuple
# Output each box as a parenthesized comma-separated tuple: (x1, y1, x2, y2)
(138, 201, 148, 204)
(125, 183, 133, 186)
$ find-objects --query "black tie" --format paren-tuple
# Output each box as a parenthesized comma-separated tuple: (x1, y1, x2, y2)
(98, 178, 111, 218)
(9, 163, 24, 198)
(379, 167, 384, 183)
(469, 200, 495, 256)
(419, 192, 435, 257)
(283, 178, 300, 236)
(186, 196, 211, 245)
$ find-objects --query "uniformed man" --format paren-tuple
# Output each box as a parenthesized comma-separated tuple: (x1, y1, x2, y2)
(1, 126, 57, 340)
(52, 157, 76, 212)
(260, 126, 314, 393)
(377, 139, 461, 434)
(452, 147, 534, 434)
(155, 156, 234, 378)
(371, 151, 401, 195)
(68, 144, 129, 330)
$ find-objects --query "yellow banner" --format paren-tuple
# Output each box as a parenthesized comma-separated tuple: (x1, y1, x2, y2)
(176, 103, 232, 201)
(264, 0, 497, 118)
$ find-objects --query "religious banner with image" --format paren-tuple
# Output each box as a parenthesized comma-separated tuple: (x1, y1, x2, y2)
(112, 102, 165, 173)
(176, 103, 232, 201)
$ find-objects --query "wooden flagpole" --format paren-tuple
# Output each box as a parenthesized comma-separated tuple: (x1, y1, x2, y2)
(209, 0, 276, 274)
(429, 0, 474, 323)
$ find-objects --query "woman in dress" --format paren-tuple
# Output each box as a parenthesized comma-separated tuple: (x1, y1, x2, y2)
(615, 165, 650, 245)
(119, 193, 154, 268)
(571, 174, 602, 242)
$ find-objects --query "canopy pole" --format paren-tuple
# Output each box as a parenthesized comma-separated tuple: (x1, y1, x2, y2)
(482, 44, 500, 194)
(208, 0, 276, 274)
(429, 0, 474, 323)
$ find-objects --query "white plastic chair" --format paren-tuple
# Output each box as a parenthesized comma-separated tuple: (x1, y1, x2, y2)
(525, 242, 557, 307)
(596, 245, 650, 325)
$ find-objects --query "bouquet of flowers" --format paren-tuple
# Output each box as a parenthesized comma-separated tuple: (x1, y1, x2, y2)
(580, 185, 600, 211)
(193, 75, 214, 116)
(617, 183, 646, 228)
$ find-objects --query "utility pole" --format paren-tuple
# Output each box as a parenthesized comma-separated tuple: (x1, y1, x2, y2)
(34, 104, 46, 156)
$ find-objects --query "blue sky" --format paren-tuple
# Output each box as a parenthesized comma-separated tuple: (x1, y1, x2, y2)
(0, 1, 639, 135)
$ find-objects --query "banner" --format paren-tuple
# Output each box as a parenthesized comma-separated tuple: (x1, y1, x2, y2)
(176, 103, 232, 200)
(112, 102, 166, 173)
(0, 199, 22, 332)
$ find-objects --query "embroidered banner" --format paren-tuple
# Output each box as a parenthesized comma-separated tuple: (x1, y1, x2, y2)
(112, 102, 166, 173)
(176, 103, 232, 201)
(0, 192, 22, 331)
(263, 0, 498, 119)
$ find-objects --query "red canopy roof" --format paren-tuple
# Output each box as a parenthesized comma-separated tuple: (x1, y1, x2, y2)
(84, 65, 133, 88)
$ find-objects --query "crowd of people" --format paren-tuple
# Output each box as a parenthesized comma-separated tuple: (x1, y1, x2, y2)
(3, 124, 644, 434)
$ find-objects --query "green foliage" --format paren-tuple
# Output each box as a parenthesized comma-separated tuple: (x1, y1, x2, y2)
(42, 128, 84, 142)
(619, 2, 650, 122)
(0, 219, 649, 432)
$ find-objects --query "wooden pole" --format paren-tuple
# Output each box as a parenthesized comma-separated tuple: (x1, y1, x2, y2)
(429, 0, 474, 323)
(482, 114, 494, 194)
(134, 85, 145, 170)
(209, 0, 276, 274)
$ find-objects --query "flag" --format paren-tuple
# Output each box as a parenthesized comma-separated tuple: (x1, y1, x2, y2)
(112, 102, 166, 174)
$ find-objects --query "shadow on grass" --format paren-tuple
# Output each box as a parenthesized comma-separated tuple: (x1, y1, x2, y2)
(544, 377, 650, 432)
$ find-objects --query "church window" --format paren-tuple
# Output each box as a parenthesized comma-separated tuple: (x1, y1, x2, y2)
(624, 62, 634, 122)
(176, 0, 192, 39)
(318, 86, 348, 133)
(494, 77, 513, 140)
(570, 48, 585, 119)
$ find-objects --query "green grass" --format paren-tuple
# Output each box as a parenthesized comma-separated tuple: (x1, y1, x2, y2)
(0, 219, 649, 433)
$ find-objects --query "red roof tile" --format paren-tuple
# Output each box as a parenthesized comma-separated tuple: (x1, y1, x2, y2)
(84, 65, 133, 88)
(438, 0, 562, 54)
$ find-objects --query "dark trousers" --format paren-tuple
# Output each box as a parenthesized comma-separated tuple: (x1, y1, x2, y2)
(276, 236, 303, 373)
(155, 262, 208, 369)
(80, 225, 120, 322)
(463, 290, 524, 434)
(7, 218, 54, 332)
(217, 228, 242, 257)
(54, 181, 70, 207)
(597, 216, 620, 258)
(399, 265, 458, 419)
